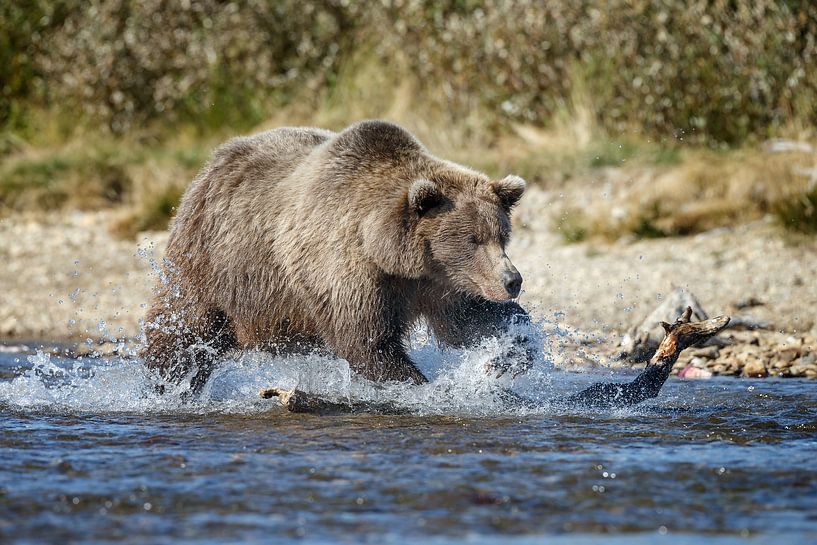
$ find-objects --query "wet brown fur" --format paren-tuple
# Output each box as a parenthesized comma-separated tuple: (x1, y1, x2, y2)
(142, 120, 529, 389)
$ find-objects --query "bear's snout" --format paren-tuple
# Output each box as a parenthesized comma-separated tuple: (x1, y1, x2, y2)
(503, 269, 523, 298)
(471, 249, 524, 301)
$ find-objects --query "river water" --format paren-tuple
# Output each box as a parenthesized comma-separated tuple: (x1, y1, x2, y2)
(1, 338, 816, 544)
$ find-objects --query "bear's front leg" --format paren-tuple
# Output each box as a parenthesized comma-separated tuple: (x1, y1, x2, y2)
(426, 297, 535, 378)
(327, 284, 429, 385)
(334, 333, 428, 385)
(142, 297, 237, 393)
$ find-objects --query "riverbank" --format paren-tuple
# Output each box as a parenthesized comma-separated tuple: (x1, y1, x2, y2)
(2, 184, 815, 378)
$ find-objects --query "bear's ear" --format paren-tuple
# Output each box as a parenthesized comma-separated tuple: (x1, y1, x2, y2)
(408, 179, 443, 216)
(490, 175, 526, 211)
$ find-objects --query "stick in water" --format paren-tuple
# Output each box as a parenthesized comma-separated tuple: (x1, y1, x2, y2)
(261, 308, 730, 414)
(561, 307, 730, 408)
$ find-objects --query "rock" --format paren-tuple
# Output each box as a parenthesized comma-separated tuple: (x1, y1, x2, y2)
(711, 363, 728, 375)
(619, 288, 709, 362)
(689, 357, 709, 368)
(726, 315, 773, 330)
(742, 359, 768, 378)
(773, 366, 792, 378)
(689, 346, 720, 359)
(770, 356, 793, 370)
(733, 297, 764, 310)
(678, 364, 713, 379)
(0, 316, 18, 336)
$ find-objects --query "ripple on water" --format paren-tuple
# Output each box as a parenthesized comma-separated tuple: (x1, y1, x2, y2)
(1, 334, 816, 544)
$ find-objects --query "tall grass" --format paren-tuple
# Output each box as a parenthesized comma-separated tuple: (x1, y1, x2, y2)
(3, 1, 816, 143)
(1, 1, 817, 238)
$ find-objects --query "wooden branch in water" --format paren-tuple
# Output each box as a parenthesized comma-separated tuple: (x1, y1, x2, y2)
(260, 387, 407, 415)
(562, 307, 730, 408)
(261, 308, 730, 414)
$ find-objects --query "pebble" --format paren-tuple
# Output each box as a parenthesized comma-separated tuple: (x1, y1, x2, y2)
(742, 359, 768, 378)
(2, 206, 816, 380)
(670, 330, 817, 379)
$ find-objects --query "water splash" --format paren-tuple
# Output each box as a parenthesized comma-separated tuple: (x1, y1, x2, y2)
(0, 321, 565, 416)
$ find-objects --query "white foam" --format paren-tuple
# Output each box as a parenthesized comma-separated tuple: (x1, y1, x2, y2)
(0, 321, 567, 415)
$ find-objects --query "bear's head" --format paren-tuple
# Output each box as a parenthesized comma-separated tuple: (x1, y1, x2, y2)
(409, 173, 526, 301)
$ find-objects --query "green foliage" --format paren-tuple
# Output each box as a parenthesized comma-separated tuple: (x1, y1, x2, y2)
(0, 1, 73, 129)
(554, 209, 589, 243)
(2, 1, 816, 144)
(775, 186, 817, 234)
(631, 218, 665, 239)
(376, 1, 817, 145)
(5, 0, 358, 134)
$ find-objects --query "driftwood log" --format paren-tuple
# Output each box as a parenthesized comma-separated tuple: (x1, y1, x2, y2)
(619, 287, 766, 362)
(563, 307, 729, 408)
(261, 307, 730, 414)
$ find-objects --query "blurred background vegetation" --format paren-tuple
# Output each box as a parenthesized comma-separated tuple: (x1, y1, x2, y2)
(1, 0, 816, 238)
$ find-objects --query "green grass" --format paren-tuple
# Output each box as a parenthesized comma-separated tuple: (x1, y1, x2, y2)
(553, 209, 589, 243)
(0, 131, 214, 238)
(0, 143, 147, 210)
(775, 186, 817, 234)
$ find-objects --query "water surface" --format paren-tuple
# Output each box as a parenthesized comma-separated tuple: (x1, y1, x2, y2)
(1, 341, 816, 545)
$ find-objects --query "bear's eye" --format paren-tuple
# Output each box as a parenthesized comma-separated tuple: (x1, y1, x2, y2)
(467, 235, 480, 246)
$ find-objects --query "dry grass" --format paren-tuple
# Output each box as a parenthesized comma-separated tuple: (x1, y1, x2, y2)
(552, 145, 817, 241)
(0, 127, 214, 236)
(1, 48, 815, 242)
(4, 108, 815, 242)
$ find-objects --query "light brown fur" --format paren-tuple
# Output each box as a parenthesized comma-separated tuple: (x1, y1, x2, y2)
(142, 120, 531, 390)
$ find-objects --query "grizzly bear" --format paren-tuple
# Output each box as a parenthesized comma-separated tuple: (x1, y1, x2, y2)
(142, 120, 533, 391)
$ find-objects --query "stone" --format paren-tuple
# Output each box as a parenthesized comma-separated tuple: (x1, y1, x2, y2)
(0, 316, 18, 336)
(770, 356, 793, 370)
(618, 287, 710, 362)
(778, 347, 801, 363)
(678, 364, 713, 379)
(689, 346, 720, 359)
(742, 359, 768, 378)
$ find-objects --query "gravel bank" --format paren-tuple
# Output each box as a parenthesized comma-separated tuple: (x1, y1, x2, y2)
(0, 211, 167, 342)
(2, 186, 815, 377)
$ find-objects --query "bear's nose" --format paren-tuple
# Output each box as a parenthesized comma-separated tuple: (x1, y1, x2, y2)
(503, 270, 523, 298)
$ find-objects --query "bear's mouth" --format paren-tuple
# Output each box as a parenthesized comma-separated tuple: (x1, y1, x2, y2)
(480, 286, 514, 302)
(464, 275, 513, 302)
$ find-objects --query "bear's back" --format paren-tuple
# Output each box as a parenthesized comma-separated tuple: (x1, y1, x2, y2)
(212, 127, 335, 187)
(166, 126, 333, 280)
(172, 126, 334, 231)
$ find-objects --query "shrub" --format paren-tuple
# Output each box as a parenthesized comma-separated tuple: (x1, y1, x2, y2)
(27, 0, 360, 133)
(775, 186, 817, 234)
(3, 1, 815, 144)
